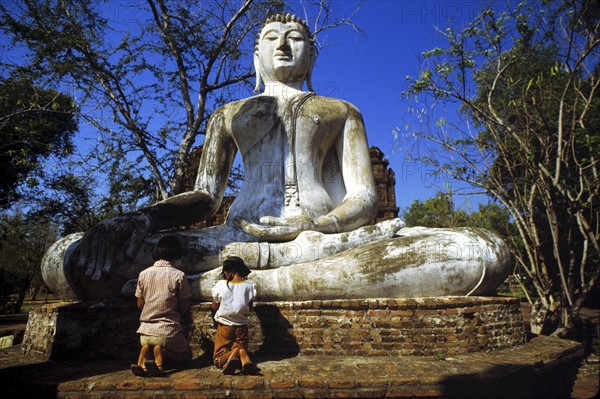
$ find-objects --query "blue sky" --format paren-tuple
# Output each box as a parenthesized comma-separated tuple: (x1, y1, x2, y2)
(2, 0, 492, 213)
(295, 0, 488, 212)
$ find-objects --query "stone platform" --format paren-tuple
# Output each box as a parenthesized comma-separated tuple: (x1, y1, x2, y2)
(11, 297, 585, 398)
(1, 335, 584, 399)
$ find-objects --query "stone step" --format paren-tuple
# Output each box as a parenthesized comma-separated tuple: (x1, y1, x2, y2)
(1, 335, 584, 399)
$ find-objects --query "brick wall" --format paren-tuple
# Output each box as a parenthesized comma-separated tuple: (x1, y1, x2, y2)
(194, 297, 526, 357)
(22, 299, 140, 360)
(22, 297, 525, 361)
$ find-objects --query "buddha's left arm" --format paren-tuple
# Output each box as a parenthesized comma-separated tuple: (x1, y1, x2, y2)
(321, 104, 378, 231)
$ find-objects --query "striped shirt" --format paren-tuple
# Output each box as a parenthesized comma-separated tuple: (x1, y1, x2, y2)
(135, 260, 191, 338)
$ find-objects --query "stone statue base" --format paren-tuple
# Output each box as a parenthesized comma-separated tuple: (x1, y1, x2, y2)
(19, 296, 584, 399)
(23, 296, 526, 360)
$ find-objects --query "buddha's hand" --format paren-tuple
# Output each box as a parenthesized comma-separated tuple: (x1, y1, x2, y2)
(236, 215, 339, 242)
(71, 212, 152, 280)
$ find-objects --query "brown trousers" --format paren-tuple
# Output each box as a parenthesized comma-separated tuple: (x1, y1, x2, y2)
(213, 323, 249, 368)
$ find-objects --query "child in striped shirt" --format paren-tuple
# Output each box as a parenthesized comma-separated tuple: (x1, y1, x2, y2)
(131, 236, 192, 377)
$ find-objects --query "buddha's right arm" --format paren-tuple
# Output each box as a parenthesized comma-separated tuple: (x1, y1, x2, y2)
(139, 191, 219, 232)
(140, 108, 237, 232)
(72, 109, 236, 278)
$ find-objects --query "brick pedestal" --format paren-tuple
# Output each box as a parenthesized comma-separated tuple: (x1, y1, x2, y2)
(22, 296, 525, 360)
(15, 297, 586, 399)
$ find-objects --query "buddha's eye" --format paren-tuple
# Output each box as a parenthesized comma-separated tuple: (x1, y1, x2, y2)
(287, 33, 305, 42)
(263, 34, 278, 41)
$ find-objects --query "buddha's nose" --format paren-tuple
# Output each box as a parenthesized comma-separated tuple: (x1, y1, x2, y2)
(277, 36, 290, 50)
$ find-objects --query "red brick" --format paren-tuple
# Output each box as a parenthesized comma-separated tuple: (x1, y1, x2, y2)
(328, 379, 357, 389)
(180, 394, 215, 399)
(173, 378, 201, 390)
(235, 377, 265, 389)
(57, 381, 87, 391)
(386, 387, 417, 397)
(329, 391, 355, 398)
(270, 379, 296, 389)
(115, 380, 144, 390)
(143, 379, 172, 390)
(303, 390, 330, 399)
(298, 375, 326, 389)
(123, 394, 156, 399)
(353, 389, 388, 397)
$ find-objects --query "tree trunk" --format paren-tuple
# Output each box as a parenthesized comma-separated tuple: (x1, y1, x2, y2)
(530, 299, 557, 335)
(13, 282, 29, 314)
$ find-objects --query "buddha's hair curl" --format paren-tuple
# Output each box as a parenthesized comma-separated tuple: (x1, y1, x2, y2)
(255, 12, 315, 50)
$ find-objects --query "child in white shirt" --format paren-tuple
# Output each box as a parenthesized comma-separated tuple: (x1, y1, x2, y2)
(211, 257, 259, 375)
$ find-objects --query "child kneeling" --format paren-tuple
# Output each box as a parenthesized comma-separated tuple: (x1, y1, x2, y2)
(211, 257, 260, 375)
(131, 236, 192, 376)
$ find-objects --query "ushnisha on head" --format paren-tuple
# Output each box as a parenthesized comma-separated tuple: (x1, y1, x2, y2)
(254, 13, 317, 93)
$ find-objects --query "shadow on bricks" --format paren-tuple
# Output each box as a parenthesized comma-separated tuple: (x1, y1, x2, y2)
(254, 304, 300, 360)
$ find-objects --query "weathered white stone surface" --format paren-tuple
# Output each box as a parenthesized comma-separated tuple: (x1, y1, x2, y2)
(41, 232, 83, 300)
(41, 14, 513, 301)
(221, 218, 406, 269)
(186, 226, 511, 301)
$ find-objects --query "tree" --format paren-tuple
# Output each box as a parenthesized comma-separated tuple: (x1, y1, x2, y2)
(0, 0, 360, 209)
(402, 192, 467, 228)
(0, 77, 77, 209)
(0, 210, 58, 313)
(27, 173, 105, 235)
(403, 0, 599, 335)
(1, 0, 280, 203)
(466, 202, 516, 241)
(403, 193, 515, 238)
(0, 0, 362, 303)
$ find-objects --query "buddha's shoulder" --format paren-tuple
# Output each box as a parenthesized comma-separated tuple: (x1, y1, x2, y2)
(211, 96, 276, 117)
(306, 95, 362, 114)
(210, 95, 361, 118)
(210, 99, 245, 116)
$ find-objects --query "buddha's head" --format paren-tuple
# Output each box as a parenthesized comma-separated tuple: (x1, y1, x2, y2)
(254, 13, 317, 92)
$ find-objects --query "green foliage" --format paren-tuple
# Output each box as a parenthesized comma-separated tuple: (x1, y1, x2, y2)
(0, 210, 58, 314)
(403, 193, 514, 240)
(1, 0, 359, 229)
(403, 193, 467, 228)
(0, 1, 358, 303)
(0, 0, 285, 203)
(466, 202, 515, 239)
(0, 78, 77, 209)
(29, 173, 103, 235)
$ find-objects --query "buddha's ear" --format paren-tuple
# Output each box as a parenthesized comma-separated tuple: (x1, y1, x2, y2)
(253, 51, 263, 93)
(306, 45, 317, 92)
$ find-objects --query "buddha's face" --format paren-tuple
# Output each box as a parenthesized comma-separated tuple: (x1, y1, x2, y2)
(256, 21, 314, 84)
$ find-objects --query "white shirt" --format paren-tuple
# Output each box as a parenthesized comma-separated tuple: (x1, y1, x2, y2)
(212, 279, 257, 326)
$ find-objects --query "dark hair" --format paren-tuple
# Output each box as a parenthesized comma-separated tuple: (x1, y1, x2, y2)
(221, 256, 251, 289)
(152, 236, 182, 261)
